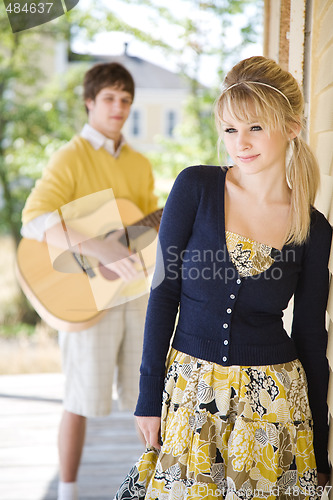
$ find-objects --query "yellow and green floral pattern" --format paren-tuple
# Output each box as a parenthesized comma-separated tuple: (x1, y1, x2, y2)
(225, 230, 277, 277)
(145, 350, 317, 499)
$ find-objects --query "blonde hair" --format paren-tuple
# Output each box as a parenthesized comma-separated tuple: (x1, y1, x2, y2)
(215, 56, 320, 245)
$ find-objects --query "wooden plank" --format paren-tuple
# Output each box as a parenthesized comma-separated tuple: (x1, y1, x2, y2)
(0, 373, 143, 500)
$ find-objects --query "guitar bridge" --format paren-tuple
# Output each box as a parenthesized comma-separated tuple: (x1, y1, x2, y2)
(72, 252, 96, 278)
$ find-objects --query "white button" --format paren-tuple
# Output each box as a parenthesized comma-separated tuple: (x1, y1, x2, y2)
(224, 340, 229, 345)
(223, 323, 228, 329)
(227, 308, 232, 314)
(230, 294, 235, 299)
(236, 279, 241, 284)
(222, 356, 227, 362)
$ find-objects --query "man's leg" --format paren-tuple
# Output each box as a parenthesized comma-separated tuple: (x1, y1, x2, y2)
(58, 410, 86, 482)
(118, 294, 149, 446)
(57, 307, 124, 499)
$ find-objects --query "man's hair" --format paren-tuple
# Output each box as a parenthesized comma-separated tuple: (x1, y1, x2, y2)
(83, 62, 135, 102)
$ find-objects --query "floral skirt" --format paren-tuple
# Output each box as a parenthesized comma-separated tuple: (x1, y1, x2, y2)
(115, 348, 319, 500)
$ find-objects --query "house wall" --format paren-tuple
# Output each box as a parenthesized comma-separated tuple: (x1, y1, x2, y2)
(123, 88, 188, 152)
(308, 2, 333, 486)
(264, 0, 333, 485)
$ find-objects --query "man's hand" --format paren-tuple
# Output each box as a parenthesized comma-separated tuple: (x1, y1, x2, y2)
(45, 222, 140, 282)
(135, 416, 161, 450)
(82, 229, 140, 281)
(97, 230, 139, 281)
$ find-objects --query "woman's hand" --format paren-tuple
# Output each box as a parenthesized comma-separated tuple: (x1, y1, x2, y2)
(135, 416, 161, 450)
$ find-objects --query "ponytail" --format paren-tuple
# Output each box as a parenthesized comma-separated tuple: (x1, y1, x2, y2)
(286, 136, 320, 244)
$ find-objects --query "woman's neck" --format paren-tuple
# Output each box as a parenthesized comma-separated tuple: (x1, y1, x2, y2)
(228, 165, 291, 205)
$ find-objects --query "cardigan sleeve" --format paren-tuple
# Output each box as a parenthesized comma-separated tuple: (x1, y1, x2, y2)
(134, 166, 203, 416)
(291, 209, 332, 473)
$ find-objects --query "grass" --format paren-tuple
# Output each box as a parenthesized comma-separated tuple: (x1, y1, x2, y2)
(0, 324, 62, 375)
(0, 235, 61, 374)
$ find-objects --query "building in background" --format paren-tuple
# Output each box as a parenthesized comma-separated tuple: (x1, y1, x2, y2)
(73, 44, 190, 152)
(48, 41, 191, 152)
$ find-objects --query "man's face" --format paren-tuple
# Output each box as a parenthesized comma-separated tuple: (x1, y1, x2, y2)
(85, 86, 133, 141)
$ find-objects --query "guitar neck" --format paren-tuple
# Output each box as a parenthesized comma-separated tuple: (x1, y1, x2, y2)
(128, 208, 163, 229)
(118, 208, 163, 249)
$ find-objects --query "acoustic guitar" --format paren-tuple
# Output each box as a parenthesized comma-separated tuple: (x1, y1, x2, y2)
(16, 198, 163, 332)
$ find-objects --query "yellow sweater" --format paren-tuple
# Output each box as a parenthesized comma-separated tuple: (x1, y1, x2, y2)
(22, 136, 158, 225)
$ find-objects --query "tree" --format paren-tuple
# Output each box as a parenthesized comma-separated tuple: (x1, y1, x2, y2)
(0, 0, 172, 244)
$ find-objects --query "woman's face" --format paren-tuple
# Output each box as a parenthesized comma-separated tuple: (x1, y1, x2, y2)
(221, 107, 290, 177)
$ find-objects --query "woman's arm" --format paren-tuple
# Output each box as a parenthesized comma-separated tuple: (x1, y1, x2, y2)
(134, 166, 204, 417)
(291, 210, 332, 474)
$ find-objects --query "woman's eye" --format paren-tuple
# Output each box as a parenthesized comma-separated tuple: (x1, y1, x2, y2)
(251, 125, 262, 131)
(225, 128, 237, 133)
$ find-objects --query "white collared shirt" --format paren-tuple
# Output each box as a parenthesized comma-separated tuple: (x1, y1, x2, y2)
(80, 123, 125, 158)
(21, 125, 125, 240)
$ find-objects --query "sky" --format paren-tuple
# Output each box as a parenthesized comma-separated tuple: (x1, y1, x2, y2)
(72, 0, 263, 87)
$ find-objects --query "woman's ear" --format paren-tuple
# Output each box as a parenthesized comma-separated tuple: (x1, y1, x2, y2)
(287, 121, 302, 140)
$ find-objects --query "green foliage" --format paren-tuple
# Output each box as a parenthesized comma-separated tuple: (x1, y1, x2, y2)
(0, 53, 86, 240)
(136, 0, 263, 202)
(0, 0, 174, 243)
(0, 323, 35, 338)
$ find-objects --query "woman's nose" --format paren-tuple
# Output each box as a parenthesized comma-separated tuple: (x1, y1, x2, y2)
(237, 132, 251, 149)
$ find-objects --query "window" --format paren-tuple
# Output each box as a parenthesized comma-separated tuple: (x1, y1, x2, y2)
(131, 109, 141, 137)
(166, 110, 177, 137)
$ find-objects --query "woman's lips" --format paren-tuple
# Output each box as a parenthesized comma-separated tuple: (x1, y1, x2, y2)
(237, 154, 260, 162)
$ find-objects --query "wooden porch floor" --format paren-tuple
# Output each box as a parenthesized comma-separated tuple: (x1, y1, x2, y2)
(0, 373, 143, 500)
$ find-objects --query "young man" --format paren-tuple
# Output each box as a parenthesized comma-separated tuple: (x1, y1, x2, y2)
(21, 63, 158, 500)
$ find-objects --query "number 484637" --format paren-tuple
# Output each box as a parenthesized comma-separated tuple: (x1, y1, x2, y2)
(6, 3, 53, 14)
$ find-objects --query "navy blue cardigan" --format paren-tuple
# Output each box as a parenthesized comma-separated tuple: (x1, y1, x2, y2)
(135, 165, 332, 473)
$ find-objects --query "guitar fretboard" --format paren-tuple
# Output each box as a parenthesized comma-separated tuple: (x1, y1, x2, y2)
(130, 208, 163, 229)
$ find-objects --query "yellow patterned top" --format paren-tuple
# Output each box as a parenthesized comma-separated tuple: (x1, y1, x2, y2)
(225, 230, 277, 277)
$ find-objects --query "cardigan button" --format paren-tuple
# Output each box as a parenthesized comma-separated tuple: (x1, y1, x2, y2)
(224, 340, 229, 345)
(230, 294, 235, 299)
(223, 323, 228, 329)
(226, 308, 232, 314)
(222, 356, 227, 362)
(236, 279, 241, 284)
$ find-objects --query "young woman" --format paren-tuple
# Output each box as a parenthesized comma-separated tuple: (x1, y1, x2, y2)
(115, 56, 332, 499)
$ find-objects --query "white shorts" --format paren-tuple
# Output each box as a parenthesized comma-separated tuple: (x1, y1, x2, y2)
(58, 295, 148, 417)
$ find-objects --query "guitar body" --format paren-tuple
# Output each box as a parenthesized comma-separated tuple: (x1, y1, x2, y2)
(16, 199, 162, 332)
